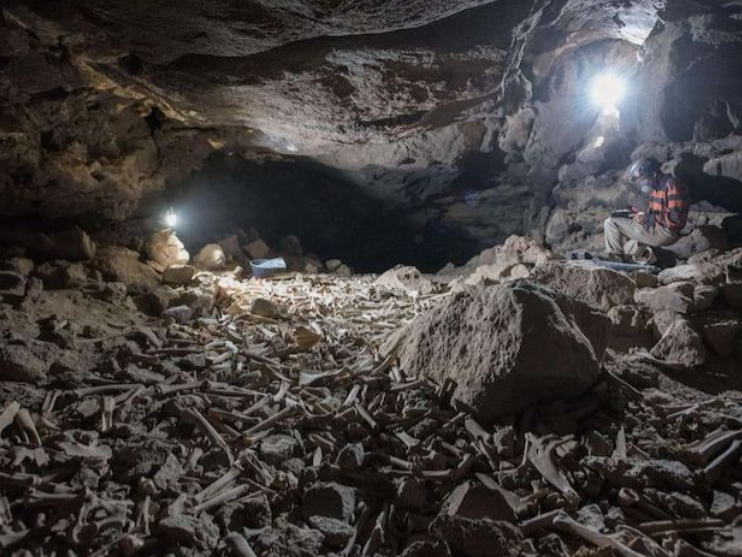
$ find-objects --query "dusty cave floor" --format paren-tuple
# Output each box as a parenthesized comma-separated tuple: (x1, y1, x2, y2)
(1, 266, 742, 557)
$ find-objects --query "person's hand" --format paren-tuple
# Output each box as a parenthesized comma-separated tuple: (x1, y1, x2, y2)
(632, 212, 646, 225)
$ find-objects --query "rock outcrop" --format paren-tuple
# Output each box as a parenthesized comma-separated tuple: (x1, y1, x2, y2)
(391, 280, 607, 423)
(530, 262, 637, 311)
(2, 2, 741, 265)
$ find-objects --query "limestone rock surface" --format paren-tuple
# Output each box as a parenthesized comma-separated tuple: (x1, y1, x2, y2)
(393, 280, 605, 423)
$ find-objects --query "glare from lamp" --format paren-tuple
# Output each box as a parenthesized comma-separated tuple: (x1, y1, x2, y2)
(165, 209, 178, 228)
(590, 73, 626, 113)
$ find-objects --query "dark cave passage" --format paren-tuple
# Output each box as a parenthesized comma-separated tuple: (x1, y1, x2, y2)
(164, 155, 484, 273)
(3, 3, 742, 557)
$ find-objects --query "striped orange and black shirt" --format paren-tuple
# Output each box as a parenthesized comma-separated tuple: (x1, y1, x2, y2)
(647, 177, 689, 231)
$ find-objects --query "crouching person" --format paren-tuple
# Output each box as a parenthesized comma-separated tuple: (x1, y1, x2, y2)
(604, 157, 689, 263)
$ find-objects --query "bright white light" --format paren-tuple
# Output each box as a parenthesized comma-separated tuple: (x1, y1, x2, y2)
(285, 143, 298, 153)
(165, 210, 178, 228)
(590, 73, 626, 112)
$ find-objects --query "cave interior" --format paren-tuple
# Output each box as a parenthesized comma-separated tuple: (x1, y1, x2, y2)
(2, 1, 742, 556)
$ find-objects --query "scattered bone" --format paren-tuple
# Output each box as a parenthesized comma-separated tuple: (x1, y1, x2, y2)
(2, 261, 742, 557)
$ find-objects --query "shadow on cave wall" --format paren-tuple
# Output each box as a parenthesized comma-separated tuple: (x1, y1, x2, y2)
(168, 154, 483, 273)
(675, 153, 742, 210)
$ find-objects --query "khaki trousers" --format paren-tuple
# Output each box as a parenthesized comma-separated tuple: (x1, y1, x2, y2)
(604, 217, 679, 256)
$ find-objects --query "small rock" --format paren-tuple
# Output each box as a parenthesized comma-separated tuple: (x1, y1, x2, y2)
(146, 285, 180, 315)
(245, 239, 271, 260)
(635, 282, 695, 314)
(251, 298, 278, 318)
(446, 482, 515, 522)
(302, 482, 355, 523)
(492, 427, 517, 458)
(147, 230, 189, 268)
(257, 517, 324, 557)
(723, 282, 742, 308)
(608, 305, 647, 338)
(279, 235, 303, 256)
(177, 287, 216, 317)
(325, 259, 342, 272)
(649, 310, 677, 339)
(665, 227, 726, 260)
(162, 264, 196, 286)
(93, 246, 161, 292)
(401, 541, 452, 557)
(530, 262, 636, 311)
(218, 235, 244, 261)
(96, 282, 127, 303)
(710, 490, 739, 520)
(395, 477, 429, 511)
(651, 318, 706, 367)
(306, 516, 354, 547)
(376, 266, 435, 296)
(23, 277, 44, 303)
(153, 453, 185, 491)
(162, 305, 193, 323)
(304, 261, 320, 274)
(111, 438, 174, 481)
(38, 262, 88, 290)
(336, 443, 365, 471)
(0, 271, 26, 299)
(429, 514, 523, 557)
(694, 285, 719, 311)
(335, 264, 352, 277)
(155, 513, 219, 550)
(193, 244, 226, 270)
(29, 227, 97, 261)
(0, 344, 49, 383)
(658, 263, 726, 286)
(259, 434, 298, 465)
(466, 236, 552, 280)
(576, 504, 606, 531)
(585, 431, 613, 457)
(0, 258, 34, 276)
(701, 320, 741, 358)
(243, 494, 273, 528)
(631, 271, 658, 289)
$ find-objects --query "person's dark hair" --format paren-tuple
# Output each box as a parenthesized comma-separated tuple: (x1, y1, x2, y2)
(627, 157, 661, 183)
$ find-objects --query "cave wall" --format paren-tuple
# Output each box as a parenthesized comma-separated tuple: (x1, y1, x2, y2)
(1, 0, 742, 264)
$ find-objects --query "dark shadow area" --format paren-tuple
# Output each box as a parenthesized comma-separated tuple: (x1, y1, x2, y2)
(660, 360, 742, 397)
(675, 152, 742, 211)
(165, 154, 482, 273)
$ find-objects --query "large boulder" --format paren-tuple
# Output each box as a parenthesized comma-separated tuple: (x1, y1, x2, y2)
(530, 262, 636, 311)
(146, 230, 189, 268)
(92, 246, 160, 292)
(391, 281, 606, 424)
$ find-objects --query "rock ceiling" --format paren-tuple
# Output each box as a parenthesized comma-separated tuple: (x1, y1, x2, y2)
(3, 0, 741, 256)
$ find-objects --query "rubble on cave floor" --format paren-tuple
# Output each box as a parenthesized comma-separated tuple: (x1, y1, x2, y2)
(1, 233, 742, 557)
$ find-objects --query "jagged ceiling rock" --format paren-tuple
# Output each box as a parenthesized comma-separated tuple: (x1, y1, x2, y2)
(1, 0, 741, 261)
